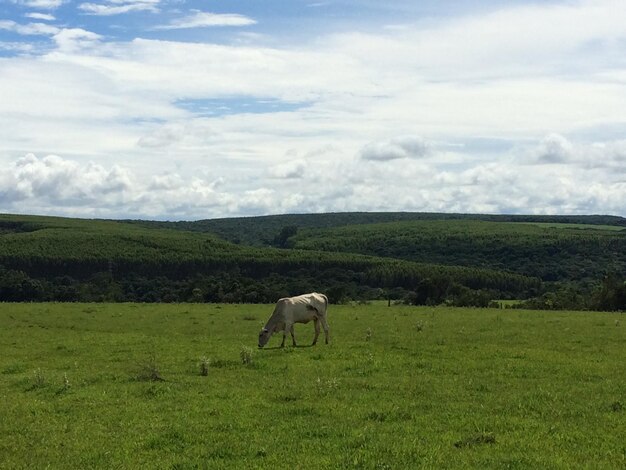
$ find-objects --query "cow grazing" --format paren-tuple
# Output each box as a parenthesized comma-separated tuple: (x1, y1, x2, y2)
(258, 293, 329, 348)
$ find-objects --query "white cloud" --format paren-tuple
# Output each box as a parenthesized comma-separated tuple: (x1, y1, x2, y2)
(0, 20, 59, 35)
(78, 1, 160, 16)
(360, 136, 429, 161)
(137, 122, 187, 148)
(0, 41, 35, 52)
(327, 0, 626, 81)
(154, 11, 257, 30)
(535, 134, 574, 164)
(1, 142, 625, 219)
(14, 0, 63, 9)
(268, 159, 307, 179)
(0, 154, 224, 218)
(525, 134, 626, 170)
(148, 173, 185, 191)
(1, 0, 626, 218)
(3, 153, 132, 204)
(25, 12, 56, 21)
(52, 28, 102, 53)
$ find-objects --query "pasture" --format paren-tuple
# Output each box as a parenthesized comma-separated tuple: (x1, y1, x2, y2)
(1, 303, 624, 469)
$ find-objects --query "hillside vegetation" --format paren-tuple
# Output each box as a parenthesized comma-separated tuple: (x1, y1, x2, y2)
(0, 214, 539, 304)
(290, 219, 626, 283)
(2, 212, 625, 308)
(126, 212, 626, 246)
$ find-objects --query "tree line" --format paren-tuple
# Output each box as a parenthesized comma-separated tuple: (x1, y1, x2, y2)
(1, 213, 624, 310)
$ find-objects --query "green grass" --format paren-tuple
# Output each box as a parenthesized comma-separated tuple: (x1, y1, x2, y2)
(1, 303, 624, 468)
(494, 299, 524, 308)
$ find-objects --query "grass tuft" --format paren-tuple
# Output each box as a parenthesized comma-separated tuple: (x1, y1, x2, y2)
(56, 372, 71, 395)
(26, 368, 47, 391)
(454, 433, 496, 448)
(2, 363, 26, 375)
(365, 411, 388, 422)
(240, 346, 254, 365)
(199, 356, 210, 376)
(315, 377, 339, 395)
(135, 354, 164, 382)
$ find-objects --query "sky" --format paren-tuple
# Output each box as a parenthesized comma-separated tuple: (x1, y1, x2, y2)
(1, 0, 625, 220)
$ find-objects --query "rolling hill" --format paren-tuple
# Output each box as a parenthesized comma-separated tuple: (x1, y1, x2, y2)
(0, 213, 540, 304)
(288, 219, 626, 283)
(124, 212, 626, 246)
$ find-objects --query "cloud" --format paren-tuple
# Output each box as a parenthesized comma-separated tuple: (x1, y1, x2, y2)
(535, 134, 574, 164)
(360, 136, 429, 161)
(526, 134, 626, 170)
(588, 141, 626, 170)
(148, 173, 185, 191)
(78, 1, 160, 16)
(52, 28, 102, 52)
(137, 123, 186, 148)
(24, 12, 56, 21)
(0, 41, 35, 52)
(14, 0, 63, 9)
(1, 142, 626, 220)
(327, 0, 626, 81)
(155, 11, 257, 30)
(1, 1, 626, 219)
(268, 159, 307, 179)
(0, 154, 235, 218)
(0, 20, 59, 35)
(2, 154, 132, 204)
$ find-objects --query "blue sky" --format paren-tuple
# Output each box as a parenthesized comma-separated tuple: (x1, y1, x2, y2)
(1, 0, 625, 219)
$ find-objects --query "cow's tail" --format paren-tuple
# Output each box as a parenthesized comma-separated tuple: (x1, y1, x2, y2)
(320, 293, 329, 313)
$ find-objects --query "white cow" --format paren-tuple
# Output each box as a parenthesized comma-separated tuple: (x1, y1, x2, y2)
(258, 293, 329, 348)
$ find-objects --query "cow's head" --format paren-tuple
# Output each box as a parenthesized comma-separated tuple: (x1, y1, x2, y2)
(258, 327, 271, 348)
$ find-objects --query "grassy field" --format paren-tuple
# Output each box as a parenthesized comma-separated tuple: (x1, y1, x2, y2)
(1, 303, 624, 469)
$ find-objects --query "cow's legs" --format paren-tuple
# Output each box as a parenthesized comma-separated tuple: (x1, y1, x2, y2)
(290, 324, 297, 346)
(280, 327, 287, 348)
(321, 316, 330, 344)
(312, 318, 320, 345)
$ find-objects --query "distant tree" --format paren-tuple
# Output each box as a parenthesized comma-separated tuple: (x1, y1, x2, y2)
(594, 273, 626, 311)
(189, 288, 204, 303)
(0, 268, 44, 301)
(273, 225, 298, 248)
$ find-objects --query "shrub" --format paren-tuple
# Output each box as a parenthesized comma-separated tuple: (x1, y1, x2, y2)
(199, 357, 210, 376)
(136, 355, 164, 382)
(31, 368, 46, 389)
(240, 346, 253, 365)
(62, 373, 70, 391)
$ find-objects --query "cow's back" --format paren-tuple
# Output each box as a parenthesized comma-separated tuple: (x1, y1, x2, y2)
(281, 293, 327, 323)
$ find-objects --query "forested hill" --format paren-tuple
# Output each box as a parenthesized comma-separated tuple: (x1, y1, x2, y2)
(0, 213, 538, 304)
(1, 212, 624, 309)
(124, 212, 626, 246)
(290, 219, 626, 284)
